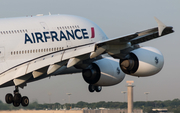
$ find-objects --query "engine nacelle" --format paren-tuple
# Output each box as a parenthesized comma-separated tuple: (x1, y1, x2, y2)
(120, 46, 164, 77)
(82, 57, 125, 86)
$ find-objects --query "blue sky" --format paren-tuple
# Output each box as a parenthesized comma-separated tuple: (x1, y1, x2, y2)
(0, 0, 179, 104)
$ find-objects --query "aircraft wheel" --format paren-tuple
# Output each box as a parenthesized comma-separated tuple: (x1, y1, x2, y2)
(13, 101, 20, 107)
(21, 96, 29, 107)
(5, 93, 13, 104)
(95, 86, 102, 92)
(14, 93, 21, 103)
(88, 84, 95, 92)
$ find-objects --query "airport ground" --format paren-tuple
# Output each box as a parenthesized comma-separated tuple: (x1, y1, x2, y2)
(0, 109, 143, 113)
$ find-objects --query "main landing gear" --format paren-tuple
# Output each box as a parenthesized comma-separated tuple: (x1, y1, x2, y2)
(88, 84, 102, 92)
(5, 86, 29, 107)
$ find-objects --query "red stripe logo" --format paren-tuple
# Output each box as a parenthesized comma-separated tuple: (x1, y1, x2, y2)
(91, 27, 95, 38)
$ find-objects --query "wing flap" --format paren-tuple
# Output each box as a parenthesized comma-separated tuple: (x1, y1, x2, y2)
(32, 66, 49, 78)
(13, 73, 32, 86)
(131, 26, 173, 45)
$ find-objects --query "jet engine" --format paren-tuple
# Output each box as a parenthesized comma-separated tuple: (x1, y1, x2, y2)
(82, 57, 125, 86)
(120, 47, 164, 77)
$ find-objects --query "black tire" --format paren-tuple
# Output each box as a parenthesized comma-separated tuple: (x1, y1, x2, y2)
(21, 96, 29, 107)
(5, 93, 13, 104)
(95, 86, 102, 92)
(88, 84, 95, 92)
(13, 101, 20, 107)
(14, 93, 21, 103)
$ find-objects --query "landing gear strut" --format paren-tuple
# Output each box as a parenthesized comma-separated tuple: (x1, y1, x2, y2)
(5, 86, 29, 107)
(88, 84, 102, 92)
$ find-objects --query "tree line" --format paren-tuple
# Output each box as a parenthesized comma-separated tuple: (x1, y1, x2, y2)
(0, 98, 180, 113)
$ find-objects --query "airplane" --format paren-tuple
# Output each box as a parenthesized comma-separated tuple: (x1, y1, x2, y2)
(0, 14, 174, 107)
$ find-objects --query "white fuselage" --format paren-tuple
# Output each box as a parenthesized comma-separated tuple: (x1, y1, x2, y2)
(0, 15, 108, 74)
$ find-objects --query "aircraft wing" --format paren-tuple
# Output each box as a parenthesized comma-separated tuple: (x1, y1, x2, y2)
(90, 18, 174, 59)
(96, 26, 173, 46)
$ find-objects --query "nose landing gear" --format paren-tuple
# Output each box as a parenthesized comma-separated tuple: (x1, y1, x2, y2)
(5, 86, 29, 107)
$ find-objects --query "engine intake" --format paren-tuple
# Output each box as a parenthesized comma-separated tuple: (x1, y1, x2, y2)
(82, 63, 100, 84)
(120, 53, 138, 74)
(82, 57, 125, 86)
(120, 47, 164, 77)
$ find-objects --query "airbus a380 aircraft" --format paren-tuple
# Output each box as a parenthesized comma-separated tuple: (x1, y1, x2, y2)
(0, 14, 173, 107)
